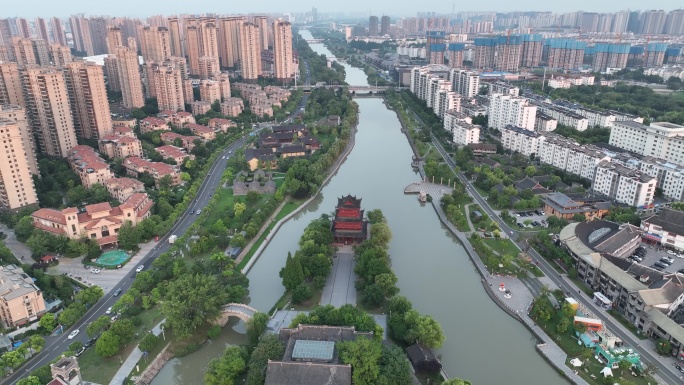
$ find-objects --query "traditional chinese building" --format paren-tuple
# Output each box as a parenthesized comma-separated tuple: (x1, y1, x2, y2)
(331, 195, 368, 244)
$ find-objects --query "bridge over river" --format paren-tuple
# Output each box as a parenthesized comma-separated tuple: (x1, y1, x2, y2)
(214, 303, 258, 325)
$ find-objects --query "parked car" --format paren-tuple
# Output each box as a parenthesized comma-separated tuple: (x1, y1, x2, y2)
(90, 268, 100, 274)
(678, 268, 684, 275)
(517, 223, 524, 228)
(651, 264, 664, 271)
(105, 306, 112, 315)
(85, 338, 97, 347)
(111, 314, 120, 322)
(135, 265, 145, 273)
(67, 329, 80, 339)
(632, 255, 643, 262)
(655, 261, 669, 269)
(76, 346, 87, 357)
(667, 250, 677, 255)
(662, 256, 675, 264)
(113, 288, 122, 296)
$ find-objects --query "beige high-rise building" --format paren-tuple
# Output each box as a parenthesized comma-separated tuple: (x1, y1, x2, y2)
(106, 27, 123, 54)
(200, 20, 220, 61)
(168, 17, 183, 57)
(115, 47, 144, 109)
(50, 44, 73, 67)
(0, 47, 10, 62)
(252, 16, 269, 50)
(0, 105, 39, 176)
(214, 72, 231, 101)
(35, 18, 50, 42)
(140, 26, 172, 62)
(0, 116, 39, 210)
(22, 66, 78, 157)
(218, 16, 245, 68)
(0, 19, 12, 46)
(183, 79, 194, 104)
(0, 266, 46, 325)
(185, 26, 201, 76)
(273, 20, 294, 80)
(12, 37, 37, 67)
(104, 56, 121, 92)
(0, 62, 26, 107)
(32, 39, 50, 66)
(152, 62, 185, 112)
(69, 15, 94, 56)
(239, 22, 262, 80)
(16, 18, 31, 39)
(64, 61, 113, 139)
(199, 56, 220, 79)
(127, 37, 138, 53)
(89, 17, 109, 55)
(51, 18, 67, 46)
(199, 80, 221, 104)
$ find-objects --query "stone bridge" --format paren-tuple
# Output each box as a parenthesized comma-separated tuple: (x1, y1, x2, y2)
(213, 303, 258, 326)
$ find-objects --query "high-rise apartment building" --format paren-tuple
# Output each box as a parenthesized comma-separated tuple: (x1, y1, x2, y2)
(50, 18, 67, 46)
(520, 34, 543, 68)
(199, 79, 221, 104)
(198, 56, 220, 79)
(612, 11, 630, 33)
(593, 44, 629, 72)
(472, 37, 497, 69)
(273, 20, 294, 81)
(368, 16, 379, 36)
(380, 16, 390, 36)
(16, 18, 31, 39)
(218, 17, 244, 68)
(201, 20, 220, 61)
(152, 62, 185, 112)
(488, 94, 537, 131)
(103, 56, 120, 92)
(35, 18, 50, 42)
(0, 115, 39, 210)
(115, 47, 144, 109)
(0, 105, 38, 176)
(494, 35, 522, 72)
(21, 66, 78, 157)
(213, 72, 231, 101)
(11, 37, 37, 67)
(239, 22, 262, 80)
(0, 62, 26, 107)
(252, 16, 269, 50)
(88, 17, 109, 55)
(641, 10, 666, 34)
(106, 27, 123, 54)
(140, 26, 172, 62)
(64, 61, 112, 139)
(446, 43, 465, 68)
(185, 25, 200, 76)
(664, 10, 684, 35)
(0, 19, 13, 46)
(609, 121, 684, 166)
(167, 17, 183, 57)
(69, 15, 94, 55)
(449, 69, 480, 98)
(644, 43, 667, 67)
(545, 39, 586, 70)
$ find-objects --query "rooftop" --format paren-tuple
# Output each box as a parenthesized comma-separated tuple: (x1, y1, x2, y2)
(291, 340, 335, 362)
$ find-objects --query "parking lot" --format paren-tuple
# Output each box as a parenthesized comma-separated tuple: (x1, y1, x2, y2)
(512, 210, 550, 229)
(631, 243, 684, 274)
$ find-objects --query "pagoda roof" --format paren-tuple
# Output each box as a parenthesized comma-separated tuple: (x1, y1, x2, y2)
(337, 194, 361, 208)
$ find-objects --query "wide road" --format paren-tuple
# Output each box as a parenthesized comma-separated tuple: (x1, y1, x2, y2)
(6, 86, 311, 384)
(428, 133, 682, 384)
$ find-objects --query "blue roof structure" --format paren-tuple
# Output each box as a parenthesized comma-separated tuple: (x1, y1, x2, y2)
(430, 43, 446, 52)
(474, 37, 497, 47)
(426, 30, 446, 38)
(521, 34, 543, 42)
(594, 44, 630, 54)
(448, 43, 465, 51)
(545, 39, 587, 50)
(629, 46, 644, 55)
(646, 43, 668, 52)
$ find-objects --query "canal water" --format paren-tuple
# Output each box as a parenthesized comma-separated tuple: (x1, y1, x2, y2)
(150, 30, 567, 385)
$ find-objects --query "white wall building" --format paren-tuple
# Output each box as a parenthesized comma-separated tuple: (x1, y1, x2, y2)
(500, 125, 544, 157)
(488, 94, 537, 131)
(642, 209, 684, 251)
(593, 160, 656, 208)
(609, 121, 684, 166)
(535, 102, 589, 131)
(444, 110, 480, 145)
(449, 68, 480, 98)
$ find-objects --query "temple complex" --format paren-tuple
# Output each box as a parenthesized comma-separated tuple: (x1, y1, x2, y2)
(331, 195, 368, 244)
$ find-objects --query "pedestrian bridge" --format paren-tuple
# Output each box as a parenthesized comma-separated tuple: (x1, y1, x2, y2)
(290, 85, 407, 93)
(214, 303, 258, 326)
(305, 39, 324, 43)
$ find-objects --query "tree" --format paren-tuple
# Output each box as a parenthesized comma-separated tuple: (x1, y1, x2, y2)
(1, 350, 25, 369)
(377, 344, 412, 385)
(233, 202, 246, 218)
(366, 209, 385, 224)
(139, 333, 159, 353)
(245, 334, 285, 385)
(245, 191, 260, 207)
(205, 346, 247, 385)
(246, 312, 269, 346)
(338, 337, 382, 385)
(16, 376, 42, 385)
(618, 359, 633, 374)
(442, 379, 473, 385)
(292, 283, 313, 304)
(280, 252, 304, 291)
(76, 286, 104, 307)
(58, 303, 86, 327)
(95, 331, 120, 357)
(524, 166, 536, 177)
(117, 221, 140, 250)
(406, 312, 445, 349)
(572, 213, 586, 222)
(656, 338, 672, 355)
(68, 341, 83, 352)
(110, 319, 135, 345)
(27, 336, 45, 353)
(556, 317, 570, 333)
(39, 313, 56, 331)
(162, 274, 228, 338)
(362, 284, 385, 307)
(375, 273, 399, 298)
(370, 222, 392, 246)
(14, 216, 35, 242)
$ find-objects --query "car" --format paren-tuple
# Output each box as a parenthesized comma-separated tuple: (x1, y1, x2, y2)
(632, 255, 643, 262)
(136, 265, 145, 273)
(90, 268, 101, 274)
(517, 223, 524, 228)
(75, 346, 87, 357)
(196, 209, 201, 215)
(668, 250, 677, 255)
(222, 156, 225, 160)
(111, 314, 120, 322)
(113, 288, 122, 297)
(67, 329, 80, 339)
(678, 254, 684, 259)
(651, 264, 664, 271)
(662, 256, 675, 264)
(85, 338, 97, 347)
(539, 210, 545, 215)
(105, 306, 112, 315)
(656, 261, 669, 269)
(228, 150, 232, 154)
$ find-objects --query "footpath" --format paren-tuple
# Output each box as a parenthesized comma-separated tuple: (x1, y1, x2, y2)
(109, 319, 166, 385)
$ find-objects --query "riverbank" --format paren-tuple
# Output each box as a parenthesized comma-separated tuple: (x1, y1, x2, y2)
(387, 100, 589, 385)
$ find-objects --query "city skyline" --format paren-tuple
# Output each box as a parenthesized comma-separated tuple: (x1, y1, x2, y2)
(2, 2, 684, 19)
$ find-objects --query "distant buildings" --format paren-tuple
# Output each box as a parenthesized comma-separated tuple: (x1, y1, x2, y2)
(609, 121, 684, 166)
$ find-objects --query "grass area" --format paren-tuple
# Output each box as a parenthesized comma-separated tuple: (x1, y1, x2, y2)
(527, 264, 545, 277)
(126, 339, 169, 381)
(269, 292, 292, 315)
(291, 287, 324, 311)
(474, 186, 489, 198)
(80, 307, 164, 384)
(482, 238, 520, 257)
(608, 310, 649, 340)
(203, 188, 236, 227)
(236, 198, 305, 270)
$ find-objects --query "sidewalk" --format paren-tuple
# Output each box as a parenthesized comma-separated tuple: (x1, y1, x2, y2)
(0, 224, 32, 260)
(109, 319, 166, 385)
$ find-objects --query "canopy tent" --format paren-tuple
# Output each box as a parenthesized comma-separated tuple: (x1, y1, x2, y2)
(600, 367, 613, 377)
(569, 358, 583, 367)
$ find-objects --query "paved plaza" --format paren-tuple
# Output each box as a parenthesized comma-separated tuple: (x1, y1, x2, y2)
(320, 245, 357, 307)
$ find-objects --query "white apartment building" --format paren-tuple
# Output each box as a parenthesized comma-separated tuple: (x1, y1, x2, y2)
(642, 209, 684, 251)
(575, 107, 615, 128)
(593, 160, 656, 208)
(501, 125, 544, 157)
(410, 65, 450, 102)
(449, 68, 480, 98)
(434, 90, 460, 119)
(488, 94, 537, 131)
(638, 157, 684, 201)
(535, 102, 589, 131)
(444, 110, 479, 145)
(488, 82, 519, 96)
(609, 121, 684, 166)
(535, 112, 558, 132)
(410, 66, 460, 119)
(537, 133, 611, 181)
(547, 75, 595, 89)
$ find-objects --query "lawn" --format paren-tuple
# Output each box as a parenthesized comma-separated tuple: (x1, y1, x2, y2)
(203, 188, 236, 227)
(482, 238, 520, 257)
(80, 307, 164, 384)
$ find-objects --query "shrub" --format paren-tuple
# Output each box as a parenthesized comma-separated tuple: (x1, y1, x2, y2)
(292, 284, 312, 304)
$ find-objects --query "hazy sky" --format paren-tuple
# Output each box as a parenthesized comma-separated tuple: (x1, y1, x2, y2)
(2, 0, 683, 19)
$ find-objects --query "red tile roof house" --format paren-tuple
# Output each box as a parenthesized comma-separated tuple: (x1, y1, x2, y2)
(31, 193, 153, 248)
(208, 118, 236, 132)
(185, 122, 217, 140)
(140, 117, 169, 134)
(123, 156, 181, 187)
(160, 132, 201, 151)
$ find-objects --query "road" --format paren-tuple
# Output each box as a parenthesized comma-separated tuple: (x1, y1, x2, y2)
(6, 77, 312, 384)
(428, 133, 681, 384)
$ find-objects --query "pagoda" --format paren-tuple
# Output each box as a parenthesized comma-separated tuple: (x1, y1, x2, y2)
(331, 195, 368, 244)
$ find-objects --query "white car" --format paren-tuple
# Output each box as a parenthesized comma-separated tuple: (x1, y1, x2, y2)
(91, 268, 101, 274)
(668, 250, 677, 255)
(67, 329, 80, 339)
(105, 306, 112, 315)
(678, 254, 684, 259)
(135, 265, 145, 273)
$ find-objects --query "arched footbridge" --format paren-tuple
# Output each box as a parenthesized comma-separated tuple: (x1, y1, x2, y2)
(214, 303, 258, 326)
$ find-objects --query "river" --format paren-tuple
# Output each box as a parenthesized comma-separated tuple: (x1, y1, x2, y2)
(150, 30, 567, 385)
